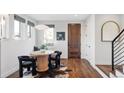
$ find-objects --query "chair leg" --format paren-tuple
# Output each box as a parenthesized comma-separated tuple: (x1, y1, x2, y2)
(19, 67, 23, 77)
(58, 59, 60, 67)
(48, 59, 52, 70)
(55, 58, 60, 68)
(32, 62, 37, 76)
(27, 67, 30, 71)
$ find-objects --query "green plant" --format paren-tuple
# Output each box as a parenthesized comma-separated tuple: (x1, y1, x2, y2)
(40, 44, 48, 50)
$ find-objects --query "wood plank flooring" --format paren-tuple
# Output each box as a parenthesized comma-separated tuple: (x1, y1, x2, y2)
(8, 59, 102, 78)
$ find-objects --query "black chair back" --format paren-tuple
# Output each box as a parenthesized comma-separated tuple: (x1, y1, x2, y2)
(34, 46, 40, 51)
(54, 51, 62, 56)
(48, 51, 62, 70)
(18, 56, 37, 77)
(18, 56, 36, 62)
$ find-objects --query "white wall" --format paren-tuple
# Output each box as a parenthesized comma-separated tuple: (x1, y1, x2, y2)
(82, 15, 95, 66)
(120, 15, 124, 30)
(36, 21, 85, 59)
(83, 14, 124, 66)
(0, 14, 36, 77)
(95, 14, 122, 65)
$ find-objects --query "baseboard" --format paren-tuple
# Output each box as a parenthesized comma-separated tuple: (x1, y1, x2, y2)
(1, 64, 19, 78)
(61, 58, 68, 60)
(92, 65, 109, 78)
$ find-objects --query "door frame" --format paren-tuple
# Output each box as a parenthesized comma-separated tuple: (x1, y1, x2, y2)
(68, 23, 81, 59)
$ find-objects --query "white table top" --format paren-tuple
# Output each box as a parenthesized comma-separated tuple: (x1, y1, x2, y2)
(30, 50, 54, 57)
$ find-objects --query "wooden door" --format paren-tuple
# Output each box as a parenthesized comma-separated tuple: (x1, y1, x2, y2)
(68, 24, 81, 58)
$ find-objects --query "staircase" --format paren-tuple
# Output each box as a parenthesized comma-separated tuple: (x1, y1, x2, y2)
(111, 29, 124, 77)
(109, 67, 124, 78)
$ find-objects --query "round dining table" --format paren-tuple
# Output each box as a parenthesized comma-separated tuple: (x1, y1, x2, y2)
(30, 50, 54, 72)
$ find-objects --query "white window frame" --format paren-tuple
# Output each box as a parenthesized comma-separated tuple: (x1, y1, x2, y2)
(27, 24, 32, 38)
(0, 16, 6, 39)
(14, 19, 21, 39)
(44, 27, 54, 46)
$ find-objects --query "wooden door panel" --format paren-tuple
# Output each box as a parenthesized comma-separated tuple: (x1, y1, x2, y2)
(68, 24, 81, 58)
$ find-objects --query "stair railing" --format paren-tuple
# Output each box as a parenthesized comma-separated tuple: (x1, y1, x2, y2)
(112, 29, 124, 71)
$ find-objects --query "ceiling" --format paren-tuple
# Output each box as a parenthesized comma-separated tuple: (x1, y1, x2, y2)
(26, 14, 89, 22)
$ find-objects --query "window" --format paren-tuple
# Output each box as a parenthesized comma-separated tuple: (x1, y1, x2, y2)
(14, 15, 25, 39)
(0, 16, 6, 38)
(27, 21, 34, 38)
(44, 27, 54, 45)
(27, 25, 31, 38)
(14, 20, 20, 38)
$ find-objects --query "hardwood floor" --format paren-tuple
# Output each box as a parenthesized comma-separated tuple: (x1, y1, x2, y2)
(8, 59, 102, 78)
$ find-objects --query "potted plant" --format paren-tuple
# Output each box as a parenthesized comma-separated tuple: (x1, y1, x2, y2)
(40, 44, 48, 50)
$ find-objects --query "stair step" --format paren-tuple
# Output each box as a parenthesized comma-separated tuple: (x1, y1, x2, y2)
(109, 73, 117, 78)
(115, 70, 124, 78)
(123, 65, 124, 73)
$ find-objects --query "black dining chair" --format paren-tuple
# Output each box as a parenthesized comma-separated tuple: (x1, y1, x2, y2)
(48, 51, 62, 70)
(34, 46, 40, 51)
(18, 56, 37, 77)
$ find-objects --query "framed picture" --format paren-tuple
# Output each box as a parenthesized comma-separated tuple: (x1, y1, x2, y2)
(56, 32, 65, 40)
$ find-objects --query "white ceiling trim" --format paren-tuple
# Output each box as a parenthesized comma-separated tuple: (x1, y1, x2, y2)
(26, 14, 89, 22)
